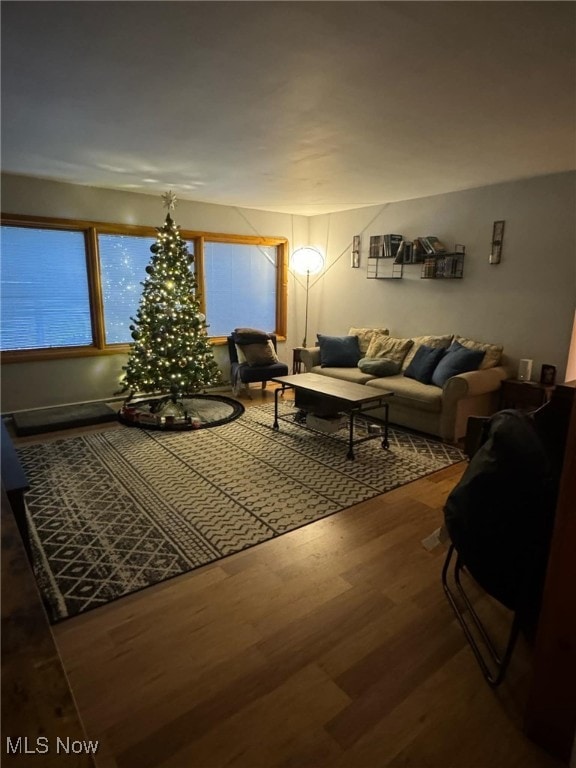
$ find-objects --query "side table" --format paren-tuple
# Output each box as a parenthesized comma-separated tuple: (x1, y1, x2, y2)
(500, 379, 554, 411)
(292, 347, 305, 374)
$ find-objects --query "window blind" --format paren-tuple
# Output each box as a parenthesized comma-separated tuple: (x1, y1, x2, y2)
(0, 226, 92, 351)
(204, 242, 276, 337)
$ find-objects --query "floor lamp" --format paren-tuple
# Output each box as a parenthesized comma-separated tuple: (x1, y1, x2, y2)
(291, 246, 325, 348)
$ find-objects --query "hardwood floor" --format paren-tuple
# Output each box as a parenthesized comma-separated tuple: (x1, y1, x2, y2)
(10, 388, 562, 767)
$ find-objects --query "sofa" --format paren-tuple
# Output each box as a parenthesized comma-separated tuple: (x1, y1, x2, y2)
(299, 328, 510, 443)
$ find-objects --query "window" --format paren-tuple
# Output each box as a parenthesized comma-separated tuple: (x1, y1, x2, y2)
(1, 225, 93, 351)
(99, 232, 195, 344)
(203, 241, 277, 338)
(0, 214, 287, 360)
(99, 233, 157, 344)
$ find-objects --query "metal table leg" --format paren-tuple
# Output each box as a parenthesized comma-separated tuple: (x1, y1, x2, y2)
(381, 402, 390, 449)
(441, 544, 521, 687)
(347, 411, 355, 460)
(273, 386, 282, 430)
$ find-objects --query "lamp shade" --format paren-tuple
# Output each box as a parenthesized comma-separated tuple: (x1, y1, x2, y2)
(290, 247, 324, 276)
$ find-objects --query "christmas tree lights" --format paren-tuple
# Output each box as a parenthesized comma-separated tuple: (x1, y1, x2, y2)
(119, 192, 221, 412)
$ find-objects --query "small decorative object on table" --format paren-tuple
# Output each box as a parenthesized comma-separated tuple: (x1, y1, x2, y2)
(540, 364, 557, 386)
(517, 358, 533, 381)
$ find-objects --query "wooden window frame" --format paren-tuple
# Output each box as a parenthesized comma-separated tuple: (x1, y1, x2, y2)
(1, 213, 288, 363)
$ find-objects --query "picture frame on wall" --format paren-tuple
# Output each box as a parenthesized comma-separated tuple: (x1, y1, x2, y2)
(489, 220, 505, 264)
(351, 234, 361, 268)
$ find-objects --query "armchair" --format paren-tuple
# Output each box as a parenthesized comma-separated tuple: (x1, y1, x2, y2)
(227, 330, 288, 397)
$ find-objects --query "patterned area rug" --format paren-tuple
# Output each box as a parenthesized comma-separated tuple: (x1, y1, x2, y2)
(18, 402, 464, 623)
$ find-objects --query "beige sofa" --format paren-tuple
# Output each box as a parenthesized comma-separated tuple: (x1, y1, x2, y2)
(299, 328, 510, 443)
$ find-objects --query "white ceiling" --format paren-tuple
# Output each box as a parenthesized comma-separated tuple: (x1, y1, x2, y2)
(2, 1, 575, 216)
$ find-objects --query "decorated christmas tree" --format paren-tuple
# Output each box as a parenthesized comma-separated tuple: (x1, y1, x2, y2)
(119, 192, 221, 410)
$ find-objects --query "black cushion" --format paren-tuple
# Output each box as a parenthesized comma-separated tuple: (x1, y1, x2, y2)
(431, 341, 485, 387)
(232, 361, 288, 384)
(317, 334, 361, 367)
(404, 344, 446, 384)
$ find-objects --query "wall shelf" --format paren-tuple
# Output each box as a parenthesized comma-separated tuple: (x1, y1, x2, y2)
(367, 258, 404, 280)
(421, 248, 465, 279)
(366, 239, 465, 280)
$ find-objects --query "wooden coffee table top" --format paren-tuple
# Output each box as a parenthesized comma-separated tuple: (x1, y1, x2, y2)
(272, 372, 393, 404)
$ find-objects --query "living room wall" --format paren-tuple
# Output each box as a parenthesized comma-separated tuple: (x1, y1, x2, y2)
(307, 172, 575, 383)
(0, 174, 309, 413)
(2, 171, 575, 413)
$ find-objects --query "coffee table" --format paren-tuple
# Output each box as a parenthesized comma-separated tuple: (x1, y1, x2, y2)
(272, 373, 394, 460)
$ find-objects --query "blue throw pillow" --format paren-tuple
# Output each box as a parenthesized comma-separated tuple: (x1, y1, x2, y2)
(317, 334, 361, 367)
(404, 344, 446, 384)
(431, 341, 485, 387)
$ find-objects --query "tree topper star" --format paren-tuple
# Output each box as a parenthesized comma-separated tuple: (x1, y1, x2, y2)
(162, 190, 177, 211)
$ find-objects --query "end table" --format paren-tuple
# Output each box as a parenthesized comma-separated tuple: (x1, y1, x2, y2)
(500, 379, 554, 411)
(292, 347, 305, 374)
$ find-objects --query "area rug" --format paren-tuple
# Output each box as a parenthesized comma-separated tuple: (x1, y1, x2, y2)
(17, 402, 464, 623)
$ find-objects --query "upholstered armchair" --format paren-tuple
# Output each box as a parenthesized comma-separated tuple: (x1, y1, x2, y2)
(227, 329, 288, 397)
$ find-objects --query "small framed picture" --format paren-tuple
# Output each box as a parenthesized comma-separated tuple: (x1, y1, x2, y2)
(540, 364, 556, 386)
(351, 234, 361, 268)
(489, 220, 505, 264)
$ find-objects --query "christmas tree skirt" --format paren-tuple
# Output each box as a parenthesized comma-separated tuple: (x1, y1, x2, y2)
(12, 402, 118, 436)
(18, 402, 464, 623)
(119, 394, 244, 430)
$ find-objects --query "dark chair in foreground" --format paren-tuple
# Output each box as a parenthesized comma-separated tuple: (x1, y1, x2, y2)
(442, 399, 569, 686)
(227, 330, 288, 398)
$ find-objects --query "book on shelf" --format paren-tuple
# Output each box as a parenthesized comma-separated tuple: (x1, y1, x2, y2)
(412, 238, 426, 263)
(420, 236, 448, 255)
(394, 241, 405, 264)
(369, 234, 404, 259)
(369, 235, 384, 259)
(386, 234, 403, 259)
(402, 241, 414, 264)
(422, 257, 437, 278)
(444, 255, 460, 277)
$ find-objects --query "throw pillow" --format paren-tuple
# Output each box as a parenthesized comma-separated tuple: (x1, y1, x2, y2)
(233, 328, 272, 342)
(404, 345, 447, 384)
(431, 341, 485, 387)
(317, 334, 361, 367)
(348, 327, 389, 355)
(234, 327, 268, 336)
(358, 357, 401, 377)
(241, 340, 279, 367)
(235, 344, 247, 364)
(365, 334, 414, 366)
(454, 335, 503, 370)
(401, 334, 454, 371)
